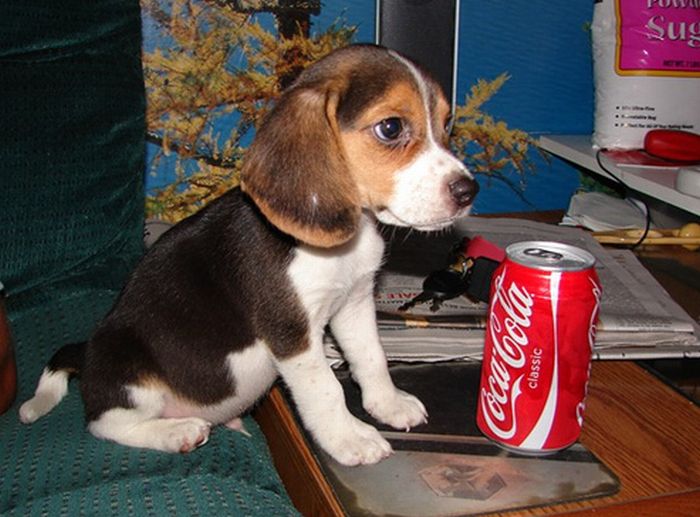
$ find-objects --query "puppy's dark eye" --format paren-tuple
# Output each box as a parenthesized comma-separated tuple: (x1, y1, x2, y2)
(373, 118, 404, 142)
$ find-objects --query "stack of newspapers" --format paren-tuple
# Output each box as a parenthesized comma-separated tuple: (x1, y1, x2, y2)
(324, 218, 700, 366)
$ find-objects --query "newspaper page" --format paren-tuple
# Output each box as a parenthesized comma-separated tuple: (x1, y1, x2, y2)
(324, 218, 699, 365)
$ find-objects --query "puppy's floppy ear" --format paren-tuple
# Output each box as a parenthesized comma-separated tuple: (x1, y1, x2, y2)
(240, 82, 361, 248)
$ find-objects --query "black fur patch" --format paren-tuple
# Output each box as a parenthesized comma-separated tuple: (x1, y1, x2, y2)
(80, 188, 309, 421)
(47, 342, 85, 376)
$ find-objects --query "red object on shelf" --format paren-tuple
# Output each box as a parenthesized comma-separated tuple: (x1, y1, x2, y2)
(644, 130, 700, 163)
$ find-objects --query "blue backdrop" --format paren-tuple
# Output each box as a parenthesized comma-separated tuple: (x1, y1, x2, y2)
(144, 1, 595, 215)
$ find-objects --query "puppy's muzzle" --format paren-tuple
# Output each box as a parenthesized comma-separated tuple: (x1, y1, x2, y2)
(449, 177, 479, 207)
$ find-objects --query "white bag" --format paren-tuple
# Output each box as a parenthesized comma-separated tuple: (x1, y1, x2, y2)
(592, 0, 700, 149)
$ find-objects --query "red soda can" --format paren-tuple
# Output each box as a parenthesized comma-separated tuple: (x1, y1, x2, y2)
(476, 241, 602, 455)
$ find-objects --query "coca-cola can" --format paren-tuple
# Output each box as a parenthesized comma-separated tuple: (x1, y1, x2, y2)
(476, 241, 602, 455)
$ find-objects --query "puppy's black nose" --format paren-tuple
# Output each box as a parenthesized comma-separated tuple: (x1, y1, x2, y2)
(449, 177, 479, 207)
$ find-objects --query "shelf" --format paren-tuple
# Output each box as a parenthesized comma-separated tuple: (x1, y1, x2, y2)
(538, 134, 700, 217)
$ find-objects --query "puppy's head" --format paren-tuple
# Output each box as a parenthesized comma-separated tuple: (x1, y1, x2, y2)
(241, 44, 478, 248)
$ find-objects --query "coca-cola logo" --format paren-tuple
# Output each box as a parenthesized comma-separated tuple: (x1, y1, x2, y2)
(480, 267, 534, 439)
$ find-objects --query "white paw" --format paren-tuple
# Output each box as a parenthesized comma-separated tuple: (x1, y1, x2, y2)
(364, 389, 428, 431)
(162, 418, 211, 453)
(317, 416, 393, 466)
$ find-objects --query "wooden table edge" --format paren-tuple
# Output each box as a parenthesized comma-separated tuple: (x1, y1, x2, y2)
(254, 386, 345, 517)
(562, 488, 700, 516)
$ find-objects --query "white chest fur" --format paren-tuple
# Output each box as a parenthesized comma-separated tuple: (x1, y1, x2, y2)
(274, 214, 429, 466)
(287, 214, 385, 328)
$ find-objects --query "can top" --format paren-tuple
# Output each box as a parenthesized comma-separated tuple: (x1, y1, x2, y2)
(506, 241, 596, 272)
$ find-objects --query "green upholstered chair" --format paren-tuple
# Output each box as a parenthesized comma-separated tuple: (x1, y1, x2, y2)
(0, 1, 297, 514)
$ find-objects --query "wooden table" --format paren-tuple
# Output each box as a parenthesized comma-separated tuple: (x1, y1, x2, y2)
(254, 214, 700, 516)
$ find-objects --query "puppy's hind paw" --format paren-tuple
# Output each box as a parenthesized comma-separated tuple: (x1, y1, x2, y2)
(163, 418, 212, 453)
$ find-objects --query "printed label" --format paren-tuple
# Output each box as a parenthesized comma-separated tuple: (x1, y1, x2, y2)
(616, 0, 700, 76)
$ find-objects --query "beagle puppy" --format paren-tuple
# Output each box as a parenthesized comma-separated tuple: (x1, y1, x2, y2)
(20, 44, 478, 466)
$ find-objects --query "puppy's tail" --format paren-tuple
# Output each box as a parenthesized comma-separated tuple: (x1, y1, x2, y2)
(19, 343, 84, 424)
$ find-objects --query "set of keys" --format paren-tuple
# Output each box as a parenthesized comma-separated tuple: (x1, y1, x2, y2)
(398, 236, 505, 312)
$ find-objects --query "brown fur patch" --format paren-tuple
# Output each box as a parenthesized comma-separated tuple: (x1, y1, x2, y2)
(137, 374, 170, 392)
(135, 374, 199, 405)
(247, 193, 358, 248)
(433, 95, 453, 146)
(240, 85, 361, 248)
(340, 82, 429, 208)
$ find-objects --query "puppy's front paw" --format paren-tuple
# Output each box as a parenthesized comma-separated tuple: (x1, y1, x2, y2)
(318, 416, 393, 466)
(364, 389, 428, 431)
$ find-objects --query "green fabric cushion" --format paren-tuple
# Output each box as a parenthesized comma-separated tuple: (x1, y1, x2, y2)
(0, 1, 298, 514)
(0, 0, 145, 310)
(1, 296, 298, 515)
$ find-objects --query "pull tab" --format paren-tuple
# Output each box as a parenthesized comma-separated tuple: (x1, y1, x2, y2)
(523, 247, 563, 261)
